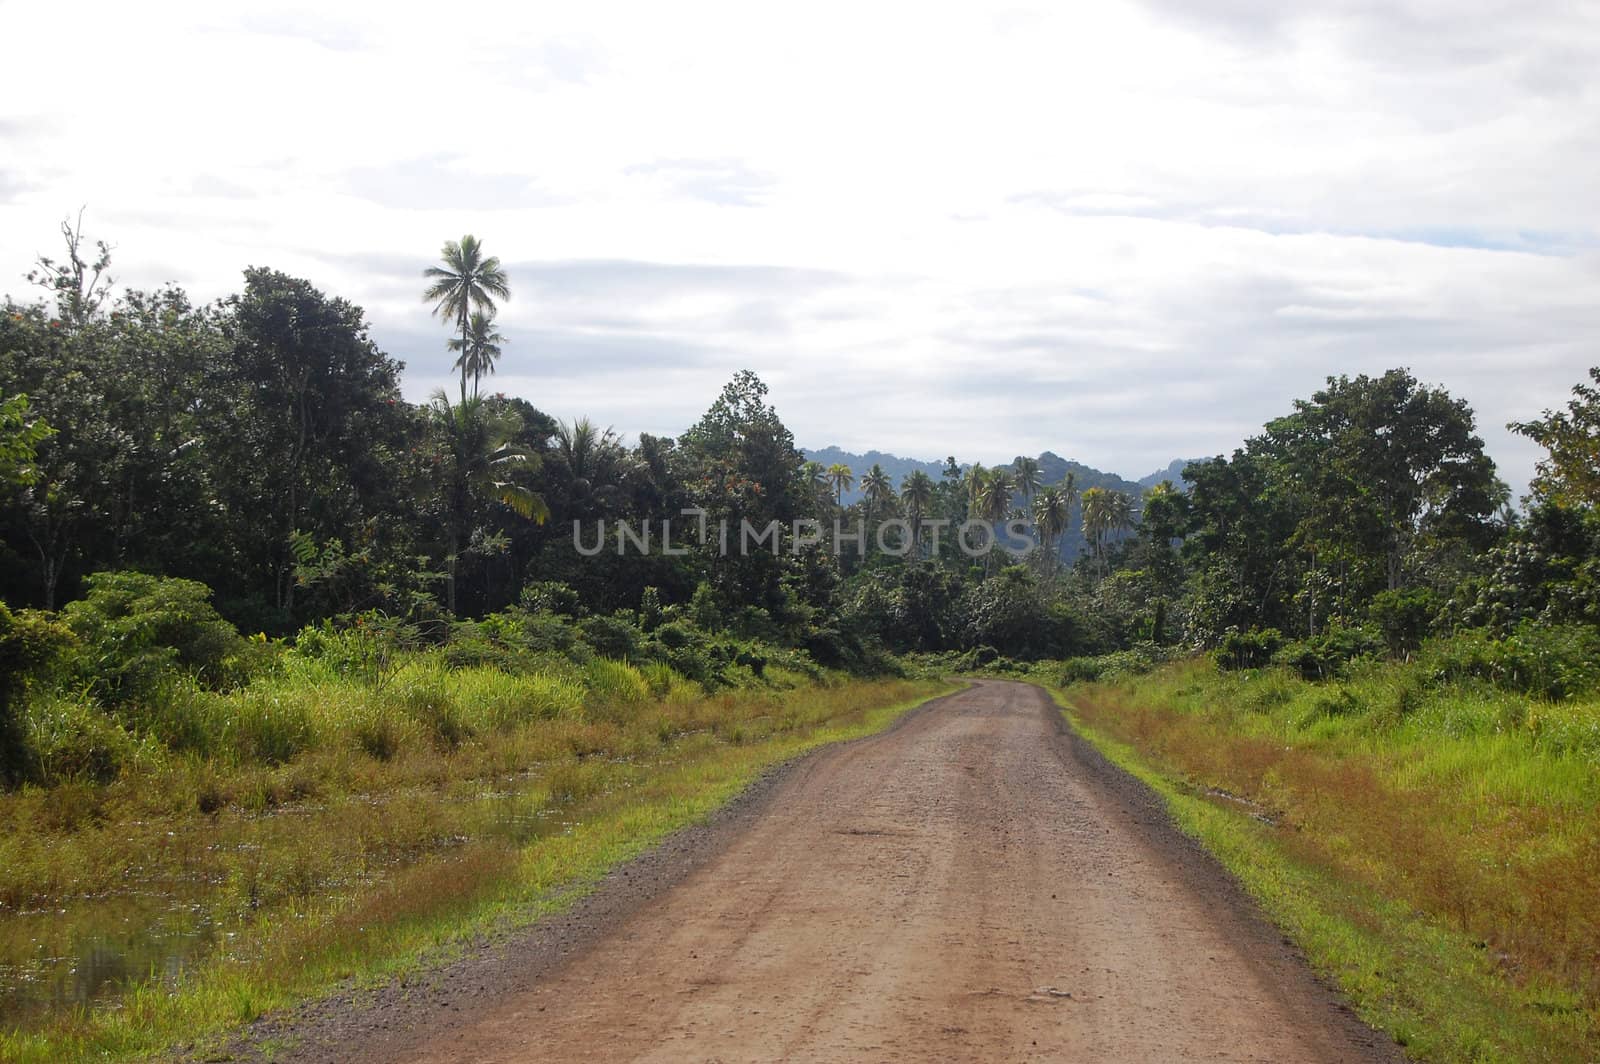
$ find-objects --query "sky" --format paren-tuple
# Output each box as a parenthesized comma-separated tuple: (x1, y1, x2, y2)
(1, 0, 1597, 491)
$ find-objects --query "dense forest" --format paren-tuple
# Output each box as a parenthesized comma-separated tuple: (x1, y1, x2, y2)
(0, 221, 1597, 783)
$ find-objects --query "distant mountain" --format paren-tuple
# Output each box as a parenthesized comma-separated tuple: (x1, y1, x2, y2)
(801, 447, 948, 504)
(1135, 458, 1209, 491)
(799, 447, 1197, 562)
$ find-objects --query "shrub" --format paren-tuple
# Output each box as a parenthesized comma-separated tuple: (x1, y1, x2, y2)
(0, 602, 76, 783)
(61, 572, 253, 703)
(578, 615, 642, 662)
(23, 693, 143, 783)
(521, 581, 581, 617)
(291, 612, 417, 687)
(1217, 628, 1283, 671)
(1422, 624, 1600, 701)
(1368, 588, 1440, 655)
(1275, 625, 1383, 681)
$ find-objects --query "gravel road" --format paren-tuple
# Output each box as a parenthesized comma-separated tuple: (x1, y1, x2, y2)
(246, 680, 1399, 1063)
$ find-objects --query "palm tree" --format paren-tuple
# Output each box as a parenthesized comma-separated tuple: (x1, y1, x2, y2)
(554, 417, 625, 513)
(900, 470, 935, 555)
(1032, 486, 1069, 571)
(1012, 456, 1041, 504)
(801, 460, 830, 510)
(430, 392, 547, 614)
(825, 463, 855, 508)
(977, 468, 1013, 524)
(975, 469, 1014, 572)
(1081, 486, 1133, 577)
(447, 309, 506, 399)
(860, 463, 894, 538)
(963, 463, 988, 513)
(424, 235, 510, 404)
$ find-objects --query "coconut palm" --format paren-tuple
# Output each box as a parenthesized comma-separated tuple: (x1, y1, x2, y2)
(900, 470, 935, 554)
(825, 463, 855, 508)
(973, 469, 1014, 572)
(1012, 456, 1041, 503)
(976, 468, 1013, 525)
(1032, 486, 1069, 571)
(554, 417, 625, 513)
(430, 391, 547, 614)
(963, 463, 988, 511)
(447, 309, 506, 399)
(801, 460, 830, 510)
(424, 235, 510, 404)
(860, 463, 895, 538)
(1081, 486, 1133, 577)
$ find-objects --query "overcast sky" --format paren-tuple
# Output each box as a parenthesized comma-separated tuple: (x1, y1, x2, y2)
(2, 1, 1597, 490)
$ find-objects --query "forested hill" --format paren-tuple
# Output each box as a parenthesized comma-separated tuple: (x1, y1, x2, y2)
(801, 447, 1198, 561)
(801, 447, 1187, 503)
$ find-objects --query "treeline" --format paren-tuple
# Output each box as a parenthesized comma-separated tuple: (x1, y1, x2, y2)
(0, 220, 1597, 783)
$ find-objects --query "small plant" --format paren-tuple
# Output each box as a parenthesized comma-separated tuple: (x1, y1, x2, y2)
(1217, 628, 1283, 671)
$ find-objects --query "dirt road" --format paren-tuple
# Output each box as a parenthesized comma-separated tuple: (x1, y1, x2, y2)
(263, 681, 1397, 1063)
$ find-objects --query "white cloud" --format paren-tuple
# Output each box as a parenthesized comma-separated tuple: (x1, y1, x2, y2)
(1, 0, 1596, 489)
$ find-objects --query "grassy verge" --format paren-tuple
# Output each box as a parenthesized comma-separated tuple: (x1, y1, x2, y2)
(0, 672, 951, 1062)
(1049, 660, 1600, 1062)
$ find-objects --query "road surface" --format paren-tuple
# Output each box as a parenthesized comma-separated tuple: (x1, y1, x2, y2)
(255, 680, 1397, 1062)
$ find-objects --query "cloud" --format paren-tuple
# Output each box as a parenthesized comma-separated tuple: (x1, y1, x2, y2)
(623, 158, 777, 206)
(0, 0, 1595, 491)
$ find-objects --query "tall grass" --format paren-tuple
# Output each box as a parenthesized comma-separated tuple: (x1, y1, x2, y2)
(1062, 657, 1600, 1061)
(0, 652, 946, 1062)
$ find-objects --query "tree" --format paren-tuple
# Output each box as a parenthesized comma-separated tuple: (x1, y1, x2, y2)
(678, 371, 806, 613)
(553, 417, 626, 517)
(0, 393, 51, 487)
(801, 460, 830, 512)
(1012, 456, 1041, 503)
(423, 236, 510, 405)
(900, 470, 935, 555)
(222, 269, 414, 619)
(1081, 487, 1132, 576)
(448, 309, 507, 399)
(1512, 366, 1600, 508)
(976, 468, 1013, 525)
(27, 208, 113, 329)
(430, 392, 548, 615)
(963, 463, 988, 511)
(860, 464, 894, 531)
(1031, 486, 1069, 571)
(825, 463, 855, 508)
(1264, 369, 1501, 603)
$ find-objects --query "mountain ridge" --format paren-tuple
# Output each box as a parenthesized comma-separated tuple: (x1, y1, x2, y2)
(799, 446, 1206, 561)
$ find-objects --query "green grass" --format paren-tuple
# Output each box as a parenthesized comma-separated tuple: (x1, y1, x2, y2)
(0, 668, 951, 1062)
(1051, 658, 1600, 1063)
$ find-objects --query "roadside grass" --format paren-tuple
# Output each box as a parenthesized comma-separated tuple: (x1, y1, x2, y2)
(1051, 659, 1600, 1063)
(0, 670, 951, 1063)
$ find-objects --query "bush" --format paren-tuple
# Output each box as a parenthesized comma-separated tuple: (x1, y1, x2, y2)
(1422, 624, 1600, 700)
(1275, 625, 1383, 681)
(23, 693, 143, 783)
(578, 615, 642, 662)
(1217, 628, 1283, 671)
(1368, 588, 1440, 655)
(1060, 644, 1178, 684)
(0, 602, 76, 783)
(61, 572, 254, 704)
(291, 612, 417, 687)
(521, 581, 581, 617)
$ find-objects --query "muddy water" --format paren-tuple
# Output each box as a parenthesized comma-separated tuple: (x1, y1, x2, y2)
(0, 781, 572, 1028)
